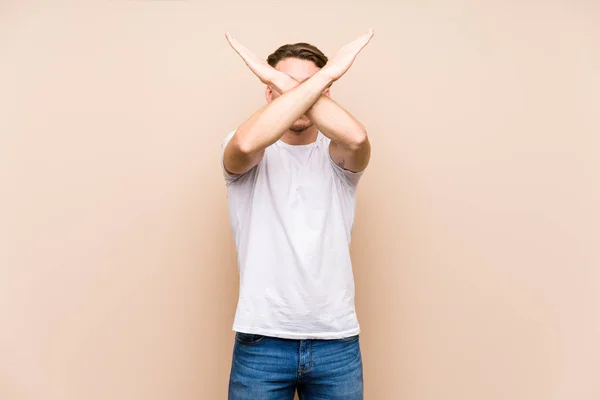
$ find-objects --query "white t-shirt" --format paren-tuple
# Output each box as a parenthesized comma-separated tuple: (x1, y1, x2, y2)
(221, 130, 364, 339)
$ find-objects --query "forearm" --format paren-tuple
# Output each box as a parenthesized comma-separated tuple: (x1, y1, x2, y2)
(308, 97, 368, 149)
(270, 74, 368, 149)
(233, 71, 333, 154)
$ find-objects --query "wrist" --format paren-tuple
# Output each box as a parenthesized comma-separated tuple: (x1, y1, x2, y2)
(314, 69, 335, 89)
(269, 72, 298, 93)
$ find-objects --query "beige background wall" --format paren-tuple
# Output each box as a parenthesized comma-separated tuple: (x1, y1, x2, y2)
(1, 1, 598, 399)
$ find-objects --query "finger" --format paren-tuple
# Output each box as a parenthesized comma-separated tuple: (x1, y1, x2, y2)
(225, 33, 268, 76)
(355, 29, 374, 47)
(227, 34, 256, 63)
(228, 41, 253, 68)
(339, 31, 372, 55)
(225, 33, 247, 55)
(225, 32, 236, 49)
(225, 32, 241, 52)
(365, 28, 374, 43)
(346, 29, 374, 54)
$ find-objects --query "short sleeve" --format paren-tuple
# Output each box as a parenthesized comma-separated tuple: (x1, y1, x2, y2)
(221, 130, 243, 185)
(328, 149, 365, 189)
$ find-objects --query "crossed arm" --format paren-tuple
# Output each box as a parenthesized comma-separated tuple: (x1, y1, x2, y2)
(269, 73, 371, 173)
(223, 30, 374, 176)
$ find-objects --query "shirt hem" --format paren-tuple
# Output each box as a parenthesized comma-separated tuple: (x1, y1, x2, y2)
(232, 324, 361, 340)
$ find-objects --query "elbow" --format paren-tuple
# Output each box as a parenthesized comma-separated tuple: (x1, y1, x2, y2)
(237, 141, 255, 156)
(347, 130, 368, 152)
(234, 134, 257, 156)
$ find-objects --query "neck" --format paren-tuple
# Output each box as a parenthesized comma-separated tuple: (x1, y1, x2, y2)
(279, 125, 319, 146)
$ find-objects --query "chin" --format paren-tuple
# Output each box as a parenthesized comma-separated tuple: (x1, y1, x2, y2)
(290, 120, 313, 133)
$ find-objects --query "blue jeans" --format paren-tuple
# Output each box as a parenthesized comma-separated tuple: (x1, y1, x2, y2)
(228, 332, 364, 399)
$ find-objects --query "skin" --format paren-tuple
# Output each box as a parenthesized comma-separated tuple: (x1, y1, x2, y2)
(223, 29, 374, 175)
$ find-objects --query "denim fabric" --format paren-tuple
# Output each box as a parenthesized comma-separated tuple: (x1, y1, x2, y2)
(228, 332, 363, 399)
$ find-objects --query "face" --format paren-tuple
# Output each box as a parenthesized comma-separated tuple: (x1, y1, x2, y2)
(266, 57, 330, 133)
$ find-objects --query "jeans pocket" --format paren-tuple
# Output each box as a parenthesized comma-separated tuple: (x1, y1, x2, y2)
(235, 332, 266, 345)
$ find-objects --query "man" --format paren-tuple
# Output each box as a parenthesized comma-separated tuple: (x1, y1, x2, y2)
(221, 29, 374, 400)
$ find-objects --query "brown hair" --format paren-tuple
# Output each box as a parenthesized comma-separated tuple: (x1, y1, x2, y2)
(267, 43, 328, 68)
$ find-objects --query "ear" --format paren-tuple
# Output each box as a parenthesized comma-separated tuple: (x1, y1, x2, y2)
(265, 85, 274, 103)
(324, 86, 331, 97)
